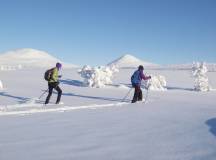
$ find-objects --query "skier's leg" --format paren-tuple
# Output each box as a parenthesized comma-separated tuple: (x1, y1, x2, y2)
(138, 87, 143, 101)
(132, 85, 139, 103)
(45, 84, 53, 104)
(55, 85, 62, 104)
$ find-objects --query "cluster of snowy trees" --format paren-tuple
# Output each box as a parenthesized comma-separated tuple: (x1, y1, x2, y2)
(78, 65, 167, 90)
(78, 62, 211, 92)
(78, 65, 119, 88)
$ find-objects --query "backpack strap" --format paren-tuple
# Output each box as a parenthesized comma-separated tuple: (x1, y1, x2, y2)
(48, 67, 56, 81)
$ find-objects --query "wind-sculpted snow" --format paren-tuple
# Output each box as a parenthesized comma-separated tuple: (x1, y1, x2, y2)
(78, 65, 119, 88)
(144, 75, 167, 91)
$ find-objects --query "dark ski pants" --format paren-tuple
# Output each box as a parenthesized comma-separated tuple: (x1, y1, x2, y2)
(132, 84, 143, 103)
(45, 82, 62, 104)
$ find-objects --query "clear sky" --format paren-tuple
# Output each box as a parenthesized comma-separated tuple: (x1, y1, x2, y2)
(0, 0, 215, 65)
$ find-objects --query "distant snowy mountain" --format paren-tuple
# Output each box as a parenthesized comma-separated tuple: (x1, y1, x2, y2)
(107, 54, 158, 68)
(0, 48, 77, 69)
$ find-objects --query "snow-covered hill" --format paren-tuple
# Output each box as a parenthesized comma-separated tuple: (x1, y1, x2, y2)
(0, 48, 77, 69)
(107, 54, 158, 68)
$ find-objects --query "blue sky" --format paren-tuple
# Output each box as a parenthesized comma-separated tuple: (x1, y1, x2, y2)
(0, 0, 215, 65)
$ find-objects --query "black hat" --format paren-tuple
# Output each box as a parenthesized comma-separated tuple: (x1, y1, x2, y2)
(138, 65, 144, 70)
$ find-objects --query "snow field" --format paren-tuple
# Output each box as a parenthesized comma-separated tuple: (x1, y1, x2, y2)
(0, 68, 216, 160)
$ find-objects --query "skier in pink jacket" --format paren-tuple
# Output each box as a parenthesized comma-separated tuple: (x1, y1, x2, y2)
(131, 65, 151, 103)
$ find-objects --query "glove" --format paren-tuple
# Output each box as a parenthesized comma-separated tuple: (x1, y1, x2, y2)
(58, 75, 62, 78)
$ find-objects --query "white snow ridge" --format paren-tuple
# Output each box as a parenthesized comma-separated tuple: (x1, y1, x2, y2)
(107, 54, 158, 68)
(0, 48, 77, 68)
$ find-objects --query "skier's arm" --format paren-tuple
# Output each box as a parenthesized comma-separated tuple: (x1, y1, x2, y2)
(140, 72, 151, 80)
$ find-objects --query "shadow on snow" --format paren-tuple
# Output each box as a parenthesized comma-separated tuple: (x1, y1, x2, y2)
(206, 118, 216, 137)
(62, 92, 130, 102)
(0, 92, 29, 103)
(60, 79, 85, 87)
(166, 86, 194, 91)
(44, 90, 130, 102)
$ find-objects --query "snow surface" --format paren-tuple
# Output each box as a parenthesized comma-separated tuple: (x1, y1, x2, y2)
(0, 68, 216, 160)
(107, 54, 158, 68)
(0, 48, 77, 69)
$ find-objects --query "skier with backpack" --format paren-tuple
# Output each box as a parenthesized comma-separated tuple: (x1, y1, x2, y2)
(44, 62, 62, 105)
(131, 65, 151, 103)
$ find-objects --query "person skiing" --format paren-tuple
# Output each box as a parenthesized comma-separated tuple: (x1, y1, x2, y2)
(131, 65, 151, 103)
(45, 62, 62, 105)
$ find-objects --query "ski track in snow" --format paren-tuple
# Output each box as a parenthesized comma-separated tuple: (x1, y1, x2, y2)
(0, 101, 135, 116)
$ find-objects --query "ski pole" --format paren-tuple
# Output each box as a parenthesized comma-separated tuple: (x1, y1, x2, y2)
(121, 88, 133, 102)
(38, 89, 49, 100)
(144, 87, 149, 104)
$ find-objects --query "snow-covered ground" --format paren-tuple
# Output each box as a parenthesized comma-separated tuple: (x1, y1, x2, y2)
(0, 68, 216, 160)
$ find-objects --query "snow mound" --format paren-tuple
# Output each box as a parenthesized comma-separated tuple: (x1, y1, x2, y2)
(107, 54, 158, 68)
(0, 80, 3, 90)
(192, 62, 211, 91)
(144, 75, 167, 91)
(0, 48, 77, 68)
(78, 65, 119, 88)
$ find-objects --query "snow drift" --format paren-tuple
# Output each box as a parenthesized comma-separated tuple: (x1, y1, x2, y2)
(144, 75, 167, 91)
(0, 48, 77, 69)
(107, 54, 158, 68)
(78, 65, 119, 88)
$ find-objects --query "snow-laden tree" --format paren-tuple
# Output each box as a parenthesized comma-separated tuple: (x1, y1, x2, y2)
(0, 80, 3, 90)
(143, 75, 167, 91)
(78, 65, 119, 88)
(192, 62, 211, 91)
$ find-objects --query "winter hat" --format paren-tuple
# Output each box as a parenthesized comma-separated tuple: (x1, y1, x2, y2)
(138, 65, 144, 70)
(56, 62, 62, 69)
